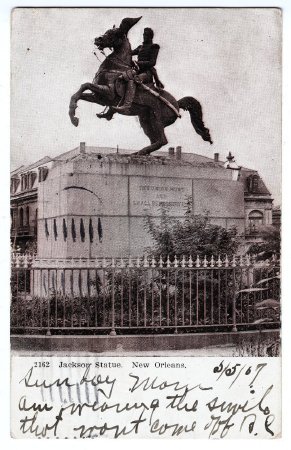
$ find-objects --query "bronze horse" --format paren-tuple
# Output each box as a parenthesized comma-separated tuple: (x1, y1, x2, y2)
(69, 17, 213, 155)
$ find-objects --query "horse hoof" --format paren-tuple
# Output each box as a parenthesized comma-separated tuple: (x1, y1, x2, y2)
(136, 149, 150, 156)
(71, 117, 79, 127)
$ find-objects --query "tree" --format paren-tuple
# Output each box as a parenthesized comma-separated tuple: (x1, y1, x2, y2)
(144, 206, 238, 260)
(247, 226, 280, 260)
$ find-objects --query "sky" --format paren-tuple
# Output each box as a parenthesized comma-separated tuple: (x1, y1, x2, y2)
(11, 7, 281, 203)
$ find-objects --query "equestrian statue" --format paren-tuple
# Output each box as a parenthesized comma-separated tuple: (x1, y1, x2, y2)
(69, 17, 213, 155)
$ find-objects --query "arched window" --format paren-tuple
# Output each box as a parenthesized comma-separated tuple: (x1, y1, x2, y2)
(11, 209, 17, 230)
(34, 208, 38, 234)
(26, 206, 30, 226)
(248, 210, 264, 231)
(19, 207, 24, 228)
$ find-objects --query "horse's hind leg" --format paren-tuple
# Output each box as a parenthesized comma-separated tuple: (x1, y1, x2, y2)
(137, 111, 168, 156)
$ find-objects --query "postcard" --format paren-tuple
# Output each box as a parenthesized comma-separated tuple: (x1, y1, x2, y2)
(10, 7, 281, 438)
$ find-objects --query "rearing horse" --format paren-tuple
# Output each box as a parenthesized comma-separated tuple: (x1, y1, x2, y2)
(69, 17, 213, 155)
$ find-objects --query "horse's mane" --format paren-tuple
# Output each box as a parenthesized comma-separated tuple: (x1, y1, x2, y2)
(96, 36, 133, 77)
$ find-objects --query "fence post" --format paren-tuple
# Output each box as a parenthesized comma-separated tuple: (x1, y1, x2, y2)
(232, 268, 237, 332)
(46, 269, 51, 336)
(110, 266, 116, 336)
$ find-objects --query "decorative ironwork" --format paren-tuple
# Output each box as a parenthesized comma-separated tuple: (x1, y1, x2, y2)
(10, 253, 280, 336)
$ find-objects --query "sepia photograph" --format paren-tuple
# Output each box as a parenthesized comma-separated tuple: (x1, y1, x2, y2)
(8, 6, 282, 439)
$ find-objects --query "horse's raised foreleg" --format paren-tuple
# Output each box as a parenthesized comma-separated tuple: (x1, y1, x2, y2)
(69, 89, 82, 127)
(79, 93, 98, 103)
(69, 83, 114, 127)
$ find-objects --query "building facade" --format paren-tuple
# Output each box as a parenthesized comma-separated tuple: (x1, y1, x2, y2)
(10, 157, 53, 251)
(11, 144, 274, 255)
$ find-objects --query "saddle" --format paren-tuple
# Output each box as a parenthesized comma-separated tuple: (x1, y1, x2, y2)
(114, 76, 159, 106)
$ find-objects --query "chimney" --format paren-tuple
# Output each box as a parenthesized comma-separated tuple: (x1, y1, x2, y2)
(214, 152, 219, 162)
(176, 146, 182, 160)
(224, 152, 241, 181)
(80, 142, 86, 154)
(168, 147, 175, 157)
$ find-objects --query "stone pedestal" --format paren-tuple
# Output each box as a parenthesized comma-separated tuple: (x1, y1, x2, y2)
(37, 152, 245, 261)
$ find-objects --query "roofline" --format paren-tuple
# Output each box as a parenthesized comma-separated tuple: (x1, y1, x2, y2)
(10, 156, 53, 175)
(10, 146, 261, 174)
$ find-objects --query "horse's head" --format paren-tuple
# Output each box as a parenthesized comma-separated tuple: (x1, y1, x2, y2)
(95, 17, 142, 51)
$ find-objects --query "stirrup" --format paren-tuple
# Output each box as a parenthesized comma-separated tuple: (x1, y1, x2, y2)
(112, 104, 132, 113)
(96, 108, 114, 121)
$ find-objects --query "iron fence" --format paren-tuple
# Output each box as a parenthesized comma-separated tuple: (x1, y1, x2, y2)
(10, 254, 280, 335)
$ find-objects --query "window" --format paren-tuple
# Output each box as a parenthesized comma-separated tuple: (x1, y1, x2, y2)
(248, 210, 264, 231)
(252, 176, 259, 192)
(30, 172, 37, 188)
(26, 206, 30, 226)
(34, 209, 38, 234)
(246, 174, 260, 193)
(11, 209, 17, 230)
(20, 172, 38, 190)
(21, 175, 25, 191)
(38, 167, 49, 182)
(11, 177, 20, 194)
(19, 207, 24, 228)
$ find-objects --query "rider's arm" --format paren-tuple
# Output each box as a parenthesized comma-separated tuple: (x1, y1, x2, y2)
(131, 46, 141, 56)
(137, 44, 160, 70)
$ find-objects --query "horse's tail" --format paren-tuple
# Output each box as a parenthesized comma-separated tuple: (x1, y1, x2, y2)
(178, 96, 213, 144)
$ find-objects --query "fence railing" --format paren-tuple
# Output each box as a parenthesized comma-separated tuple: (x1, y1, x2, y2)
(10, 255, 280, 335)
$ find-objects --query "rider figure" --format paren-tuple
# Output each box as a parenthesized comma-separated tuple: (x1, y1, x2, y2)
(114, 27, 164, 113)
(98, 27, 164, 120)
(132, 27, 164, 88)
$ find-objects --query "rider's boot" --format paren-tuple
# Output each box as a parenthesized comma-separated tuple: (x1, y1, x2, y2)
(113, 80, 136, 113)
(96, 107, 115, 121)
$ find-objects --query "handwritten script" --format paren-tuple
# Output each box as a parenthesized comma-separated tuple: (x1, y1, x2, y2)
(11, 357, 281, 439)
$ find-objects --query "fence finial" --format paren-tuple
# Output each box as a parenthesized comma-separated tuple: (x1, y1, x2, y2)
(120, 257, 125, 268)
(203, 255, 208, 268)
(174, 255, 178, 268)
(195, 255, 200, 268)
(27, 253, 34, 268)
(210, 255, 215, 268)
(166, 255, 171, 268)
(151, 256, 156, 268)
(188, 255, 193, 268)
(217, 255, 222, 267)
(181, 255, 186, 268)
(224, 255, 229, 267)
(143, 255, 149, 268)
(159, 255, 164, 268)
(94, 257, 100, 268)
(12, 253, 17, 268)
(136, 256, 141, 268)
(23, 254, 28, 268)
(250, 254, 256, 265)
(272, 253, 277, 263)
(19, 254, 25, 268)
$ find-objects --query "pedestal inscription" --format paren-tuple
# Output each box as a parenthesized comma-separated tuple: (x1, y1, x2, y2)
(129, 177, 192, 216)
